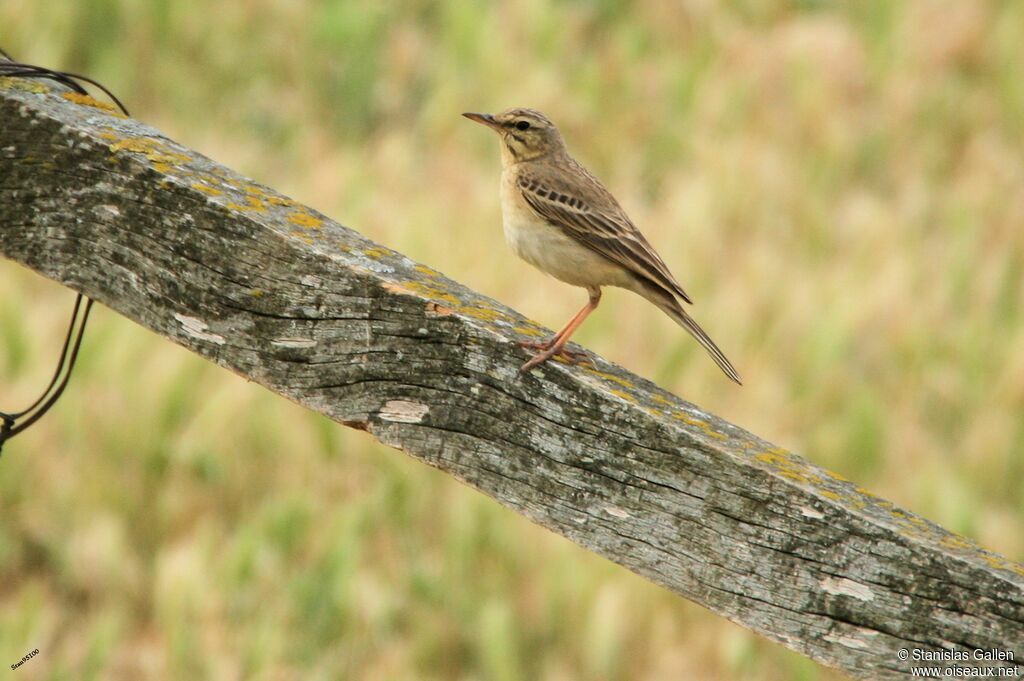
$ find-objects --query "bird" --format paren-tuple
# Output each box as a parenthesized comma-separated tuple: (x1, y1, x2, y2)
(463, 108, 742, 384)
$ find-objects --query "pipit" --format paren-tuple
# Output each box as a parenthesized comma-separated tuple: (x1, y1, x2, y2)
(464, 108, 741, 384)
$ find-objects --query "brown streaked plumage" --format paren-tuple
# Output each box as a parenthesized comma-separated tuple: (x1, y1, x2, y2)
(463, 108, 742, 384)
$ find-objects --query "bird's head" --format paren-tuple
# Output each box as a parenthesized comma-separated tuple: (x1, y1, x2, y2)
(462, 108, 566, 162)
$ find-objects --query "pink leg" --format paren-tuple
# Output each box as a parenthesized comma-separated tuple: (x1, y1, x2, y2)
(520, 287, 601, 372)
(518, 299, 593, 351)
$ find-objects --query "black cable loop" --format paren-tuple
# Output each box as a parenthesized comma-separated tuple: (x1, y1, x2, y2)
(0, 49, 129, 457)
(6, 294, 85, 420)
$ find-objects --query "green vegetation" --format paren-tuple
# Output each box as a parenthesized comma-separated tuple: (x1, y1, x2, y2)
(2, 1, 1022, 678)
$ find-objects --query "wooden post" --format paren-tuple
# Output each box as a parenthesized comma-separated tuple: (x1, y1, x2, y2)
(2, 78, 1021, 680)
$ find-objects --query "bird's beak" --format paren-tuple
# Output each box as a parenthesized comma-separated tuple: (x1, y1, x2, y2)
(462, 112, 500, 130)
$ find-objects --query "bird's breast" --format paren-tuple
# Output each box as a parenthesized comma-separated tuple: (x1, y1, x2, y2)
(499, 169, 630, 288)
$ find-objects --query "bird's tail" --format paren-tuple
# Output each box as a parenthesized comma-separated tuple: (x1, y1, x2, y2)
(639, 284, 743, 385)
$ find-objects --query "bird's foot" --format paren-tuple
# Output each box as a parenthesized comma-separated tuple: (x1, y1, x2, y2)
(519, 345, 590, 373)
(516, 337, 558, 352)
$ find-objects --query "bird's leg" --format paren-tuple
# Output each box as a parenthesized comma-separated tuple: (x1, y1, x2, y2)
(517, 299, 593, 351)
(520, 288, 601, 372)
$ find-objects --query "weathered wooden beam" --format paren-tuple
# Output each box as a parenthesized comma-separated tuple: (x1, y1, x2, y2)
(1, 79, 1021, 679)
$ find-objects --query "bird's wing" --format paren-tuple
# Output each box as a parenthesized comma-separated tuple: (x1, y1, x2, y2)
(517, 163, 693, 304)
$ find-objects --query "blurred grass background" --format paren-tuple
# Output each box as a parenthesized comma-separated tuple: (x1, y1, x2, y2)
(2, 0, 1023, 679)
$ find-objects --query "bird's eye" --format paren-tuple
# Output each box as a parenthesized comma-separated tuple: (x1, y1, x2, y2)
(515, 120, 531, 131)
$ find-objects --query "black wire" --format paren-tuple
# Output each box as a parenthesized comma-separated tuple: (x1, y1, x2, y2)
(0, 62, 129, 114)
(6, 294, 85, 420)
(0, 49, 130, 457)
(1, 299, 94, 441)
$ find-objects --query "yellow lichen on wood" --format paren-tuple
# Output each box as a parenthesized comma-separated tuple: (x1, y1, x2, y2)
(513, 325, 547, 338)
(383, 281, 416, 297)
(987, 556, 1024, 578)
(776, 468, 817, 484)
(460, 305, 511, 324)
(0, 77, 50, 94)
(608, 388, 639, 403)
(414, 263, 444, 279)
(386, 280, 461, 308)
(265, 194, 296, 207)
(61, 91, 126, 117)
(648, 392, 673, 406)
(755, 447, 823, 484)
(585, 368, 638, 391)
(287, 211, 323, 229)
(384, 279, 516, 328)
(940, 534, 973, 551)
(361, 246, 391, 259)
(854, 487, 895, 509)
(674, 411, 729, 441)
(191, 182, 224, 196)
(225, 196, 268, 212)
(109, 136, 190, 167)
(891, 509, 930, 536)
